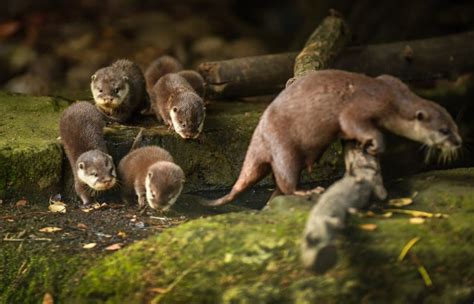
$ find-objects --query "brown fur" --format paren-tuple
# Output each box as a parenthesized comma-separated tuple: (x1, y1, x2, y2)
(202, 70, 461, 206)
(145, 55, 183, 93)
(118, 146, 184, 209)
(59, 101, 116, 205)
(91, 59, 148, 122)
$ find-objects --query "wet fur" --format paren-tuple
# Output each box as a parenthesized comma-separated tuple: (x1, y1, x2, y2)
(203, 70, 461, 206)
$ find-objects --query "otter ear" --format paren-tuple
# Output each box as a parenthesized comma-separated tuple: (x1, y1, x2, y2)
(172, 106, 178, 113)
(78, 162, 85, 170)
(148, 172, 153, 178)
(416, 110, 427, 121)
(91, 74, 96, 81)
(123, 75, 129, 81)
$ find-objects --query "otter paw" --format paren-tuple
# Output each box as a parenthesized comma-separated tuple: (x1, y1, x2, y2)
(363, 138, 384, 155)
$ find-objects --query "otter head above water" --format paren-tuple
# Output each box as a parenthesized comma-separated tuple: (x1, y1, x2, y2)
(76, 150, 117, 191)
(145, 161, 185, 211)
(169, 91, 205, 139)
(90, 72, 130, 110)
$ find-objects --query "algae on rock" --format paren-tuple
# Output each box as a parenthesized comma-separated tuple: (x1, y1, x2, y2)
(0, 92, 69, 200)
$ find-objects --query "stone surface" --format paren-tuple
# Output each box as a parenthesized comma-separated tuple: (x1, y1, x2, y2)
(0, 92, 68, 200)
(66, 168, 474, 302)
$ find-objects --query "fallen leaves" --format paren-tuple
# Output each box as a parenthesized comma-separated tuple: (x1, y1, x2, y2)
(388, 197, 413, 207)
(81, 203, 108, 213)
(83, 243, 97, 249)
(49, 200, 67, 213)
(77, 223, 88, 230)
(398, 237, 421, 262)
(42, 292, 54, 304)
(409, 217, 426, 225)
(384, 209, 448, 219)
(16, 199, 28, 207)
(398, 237, 433, 288)
(359, 223, 377, 231)
(39, 227, 62, 233)
(105, 243, 123, 251)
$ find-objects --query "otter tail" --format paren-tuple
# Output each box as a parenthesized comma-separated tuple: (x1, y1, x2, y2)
(129, 128, 144, 152)
(177, 70, 205, 97)
(145, 55, 183, 92)
(200, 131, 271, 206)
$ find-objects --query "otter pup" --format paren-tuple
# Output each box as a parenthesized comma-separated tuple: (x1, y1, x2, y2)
(145, 56, 206, 139)
(202, 70, 462, 206)
(118, 146, 185, 210)
(91, 59, 148, 123)
(59, 101, 117, 206)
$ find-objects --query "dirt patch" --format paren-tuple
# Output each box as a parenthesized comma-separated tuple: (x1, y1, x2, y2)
(0, 199, 188, 255)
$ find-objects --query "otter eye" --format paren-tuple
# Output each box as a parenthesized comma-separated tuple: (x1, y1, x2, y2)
(92, 172, 98, 177)
(99, 88, 103, 93)
(416, 110, 428, 121)
(416, 110, 426, 121)
(439, 128, 450, 135)
(114, 88, 120, 94)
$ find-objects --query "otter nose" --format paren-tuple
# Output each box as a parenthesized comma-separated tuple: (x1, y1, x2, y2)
(452, 136, 462, 148)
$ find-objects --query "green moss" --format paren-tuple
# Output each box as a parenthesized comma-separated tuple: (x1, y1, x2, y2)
(68, 168, 474, 303)
(0, 91, 69, 200)
(0, 244, 90, 303)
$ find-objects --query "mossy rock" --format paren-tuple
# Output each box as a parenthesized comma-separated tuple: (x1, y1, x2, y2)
(65, 168, 474, 303)
(0, 92, 68, 200)
(0, 91, 344, 202)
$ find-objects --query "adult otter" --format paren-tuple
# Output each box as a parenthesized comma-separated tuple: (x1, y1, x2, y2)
(59, 101, 117, 206)
(202, 70, 462, 206)
(91, 59, 148, 123)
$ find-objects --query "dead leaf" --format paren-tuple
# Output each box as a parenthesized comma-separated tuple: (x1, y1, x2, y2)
(359, 223, 377, 231)
(409, 217, 426, 224)
(83, 243, 97, 249)
(105, 243, 122, 251)
(388, 197, 413, 207)
(398, 237, 421, 262)
(149, 287, 168, 294)
(42, 292, 54, 304)
(77, 223, 87, 230)
(81, 202, 107, 213)
(39, 227, 62, 233)
(16, 199, 28, 207)
(49, 201, 66, 213)
(385, 209, 448, 218)
(117, 231, 127, 238)
(417, 265, 433, 287)
(380, 212, 393, 218)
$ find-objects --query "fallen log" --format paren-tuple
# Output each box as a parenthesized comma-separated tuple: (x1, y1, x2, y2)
(199, 31, 474, 99)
